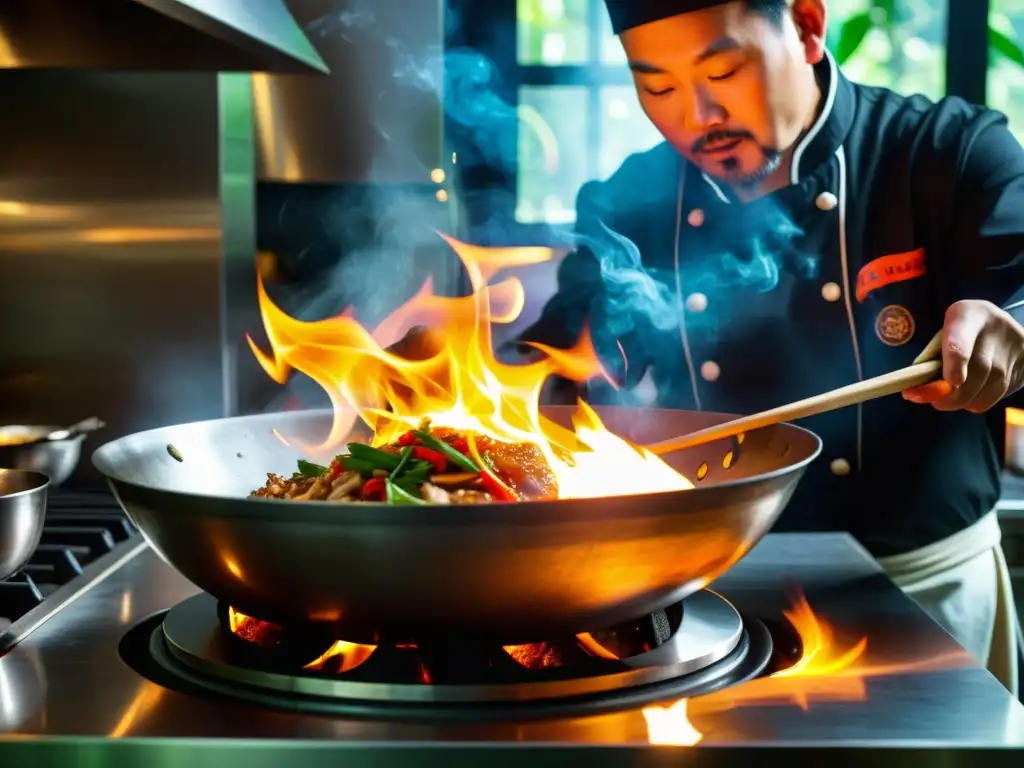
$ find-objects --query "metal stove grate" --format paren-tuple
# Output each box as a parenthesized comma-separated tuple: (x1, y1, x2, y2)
(0, 486, 137, 623)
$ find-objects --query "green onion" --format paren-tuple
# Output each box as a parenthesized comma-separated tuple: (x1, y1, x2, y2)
(339, 456, 377, 476)
(392, 446, 414, 476)
(347, 443, 403, 470)
(392, 463, 430, 496)
(413, 431, 479, 473)
(296, 459, 328, 477)
(389, 448, 433, 496)
(385, 478, 428, 505)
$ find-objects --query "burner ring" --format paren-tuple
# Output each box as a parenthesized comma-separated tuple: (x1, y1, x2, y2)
(119, 589, 776, 719)
(128, 616, 773, 721)
(162, 591, 744, 704)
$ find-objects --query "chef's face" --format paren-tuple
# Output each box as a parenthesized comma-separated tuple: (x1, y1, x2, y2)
(621, 0, 827, 188)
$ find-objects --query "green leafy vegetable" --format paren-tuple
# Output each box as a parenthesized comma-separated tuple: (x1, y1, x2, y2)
(385, 477, 428, 505)
(391, 462, 430, 496)
(413, 431, 479, 473)
(340, 456, 377, 475)
(347, 443, 403, 470)
(388, 447, 432, 497)
(296, 459, 328, 477)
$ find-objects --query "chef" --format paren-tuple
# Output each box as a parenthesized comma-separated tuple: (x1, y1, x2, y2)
(515, 0, 1024, 695)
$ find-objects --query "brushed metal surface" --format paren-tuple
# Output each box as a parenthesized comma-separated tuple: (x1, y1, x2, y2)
(218, 72, 265, 418)
(92, 406, 820, 640)
(0, 426, 83, 487)
(0, 0, 327, 73)
(0, 533, 1021, 763)
(0, 71, 226, 483)
(0, 469, 48, 581)
(254, 0, 442, 183)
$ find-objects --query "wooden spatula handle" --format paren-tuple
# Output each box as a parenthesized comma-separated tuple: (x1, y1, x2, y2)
(644, 359, 943, 455)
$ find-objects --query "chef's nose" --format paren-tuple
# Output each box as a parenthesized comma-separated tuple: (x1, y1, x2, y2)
(684, 84, 726, 133)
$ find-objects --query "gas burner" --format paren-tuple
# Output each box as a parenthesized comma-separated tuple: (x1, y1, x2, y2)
(122, 591, 783, 720)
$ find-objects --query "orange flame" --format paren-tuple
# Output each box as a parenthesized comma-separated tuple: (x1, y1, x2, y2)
(227, 607, 377, 673)
(303, 640, 376, 673)
(642, 590, 972, 745)
(248, 234, 693, 499)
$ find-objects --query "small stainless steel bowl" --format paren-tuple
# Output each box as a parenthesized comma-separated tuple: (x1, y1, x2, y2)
(0, 426, 83, 487)
(0, 469, 49, 582)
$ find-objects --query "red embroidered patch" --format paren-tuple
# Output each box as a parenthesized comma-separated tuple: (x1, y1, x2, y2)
(855, 248, 926, 303)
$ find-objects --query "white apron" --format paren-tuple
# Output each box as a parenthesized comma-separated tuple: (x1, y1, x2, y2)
(876, 511, 1020, 697)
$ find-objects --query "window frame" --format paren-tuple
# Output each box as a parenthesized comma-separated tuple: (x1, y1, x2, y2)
(447, 0, 992, 244)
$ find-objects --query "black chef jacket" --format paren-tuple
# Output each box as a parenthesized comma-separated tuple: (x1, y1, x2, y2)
(518, 50, 1024, 558)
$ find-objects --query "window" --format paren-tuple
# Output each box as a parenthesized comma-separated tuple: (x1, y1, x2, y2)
(514, 0, 950, 225)
(987, 0, 1024, 144)
(827, 0, 947, 99)
(515, 0, 663, 224)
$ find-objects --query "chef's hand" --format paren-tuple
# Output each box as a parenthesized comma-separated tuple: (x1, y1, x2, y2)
(903, 300, 1024, 413)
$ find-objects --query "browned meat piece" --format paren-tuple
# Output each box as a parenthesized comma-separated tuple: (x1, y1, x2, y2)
(327, 471, 363, 500)
(294, 474, 329, 500)
(251, 470, 367, 502)
(479, 438, 558, 501)
(250, 473, 316, 500)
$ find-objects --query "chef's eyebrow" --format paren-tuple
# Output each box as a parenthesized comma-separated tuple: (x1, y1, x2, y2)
(628, 36, 741, 74)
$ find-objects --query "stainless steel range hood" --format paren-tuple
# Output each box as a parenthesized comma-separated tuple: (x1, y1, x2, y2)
(0, 0, 328, 73)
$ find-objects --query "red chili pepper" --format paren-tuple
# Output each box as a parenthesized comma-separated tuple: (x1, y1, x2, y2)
(361, 476, 387, 501)
(450, 438, 469, 455)
(413, 446, 448, 474)
(329, 459, 342, 478)
(396, 431, 417, 447)
(480, 467, 517, 502)
(463, 434, 517, 502)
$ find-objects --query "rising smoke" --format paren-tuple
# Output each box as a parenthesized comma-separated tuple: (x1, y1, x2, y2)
(266, 0, 809, 412)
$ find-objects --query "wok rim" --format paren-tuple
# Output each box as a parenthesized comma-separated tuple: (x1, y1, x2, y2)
(92, 408, 822, 525)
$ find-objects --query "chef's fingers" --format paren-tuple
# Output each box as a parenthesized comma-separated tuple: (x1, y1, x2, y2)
(912, 331, 943, 365)
(941, 305, 986, 386)
(966, 375, 1009, 414)
(930, 341, 997, 411)
(903, 379, 954, 403)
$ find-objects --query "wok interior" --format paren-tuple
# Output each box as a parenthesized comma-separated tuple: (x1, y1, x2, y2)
(93, 406, 820, 499)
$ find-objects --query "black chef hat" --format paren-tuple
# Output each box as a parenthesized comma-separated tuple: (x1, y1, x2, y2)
(605, 1, 732, 34)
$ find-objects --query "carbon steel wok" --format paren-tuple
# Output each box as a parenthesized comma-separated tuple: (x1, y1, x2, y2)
(92, 406, 820, 643)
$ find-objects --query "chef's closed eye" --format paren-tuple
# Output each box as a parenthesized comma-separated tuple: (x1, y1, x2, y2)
(707, 61, 745, 82)
(644, 84, 676, 97)
(704, 50, 748, 82)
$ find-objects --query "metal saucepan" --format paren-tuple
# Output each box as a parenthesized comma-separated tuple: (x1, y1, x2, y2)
(0, 421, 93, 487)
(92, 407, 821, 642)
(0, 469, 50, 582)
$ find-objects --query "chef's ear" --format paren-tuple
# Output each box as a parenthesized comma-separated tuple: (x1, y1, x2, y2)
(791, 0, 827, 64)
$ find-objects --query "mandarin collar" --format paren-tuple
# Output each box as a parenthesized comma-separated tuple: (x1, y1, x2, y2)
(788, 48, 856, 184)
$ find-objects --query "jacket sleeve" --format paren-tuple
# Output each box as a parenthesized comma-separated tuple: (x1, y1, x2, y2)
(514, 180, 654, 403)
(948, 113, 1024, 315)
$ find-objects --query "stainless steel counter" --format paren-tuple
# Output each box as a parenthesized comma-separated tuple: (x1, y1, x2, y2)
(0, 533, 1021, 765)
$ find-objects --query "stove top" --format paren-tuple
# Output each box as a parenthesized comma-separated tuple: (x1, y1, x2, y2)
(0, 532, 1021, 766)
(0, 486, 139, 649)
(128, 589, 783, 719)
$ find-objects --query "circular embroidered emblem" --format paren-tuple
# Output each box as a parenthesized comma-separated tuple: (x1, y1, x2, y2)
(875, 304, 915, 346)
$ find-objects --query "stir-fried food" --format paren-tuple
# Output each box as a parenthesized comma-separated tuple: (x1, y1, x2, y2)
(251, 422, 558, 505)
